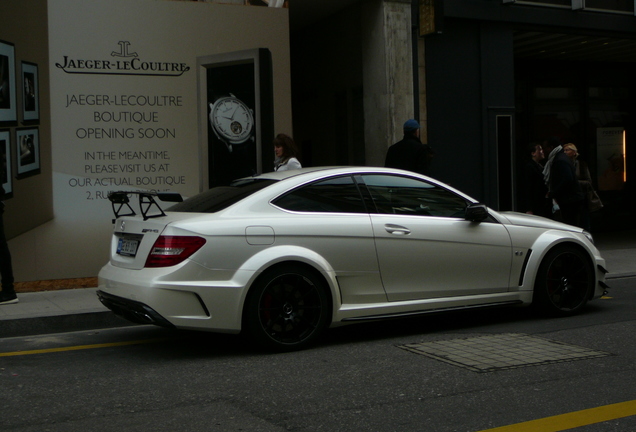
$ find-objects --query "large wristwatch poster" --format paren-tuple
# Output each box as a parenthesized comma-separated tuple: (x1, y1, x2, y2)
(201, 49, 274, 188)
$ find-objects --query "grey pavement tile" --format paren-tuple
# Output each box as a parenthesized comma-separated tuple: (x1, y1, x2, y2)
(398, 333, 613, 373)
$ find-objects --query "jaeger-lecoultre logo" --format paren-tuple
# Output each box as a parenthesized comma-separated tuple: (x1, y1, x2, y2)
(56, 41, 190, 77)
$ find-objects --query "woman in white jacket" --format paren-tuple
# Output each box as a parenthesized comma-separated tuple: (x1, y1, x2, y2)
(273, 133, 302, 172)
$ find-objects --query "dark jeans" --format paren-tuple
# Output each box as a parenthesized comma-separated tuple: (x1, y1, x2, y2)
(0, 210, 15, 293)
(560, 199, 584, 228)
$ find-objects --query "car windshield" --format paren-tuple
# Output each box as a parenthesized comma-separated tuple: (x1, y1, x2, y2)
(168, 178, 277, 213)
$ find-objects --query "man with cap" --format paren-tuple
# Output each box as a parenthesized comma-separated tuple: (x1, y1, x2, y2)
(384, 119, 433, 176)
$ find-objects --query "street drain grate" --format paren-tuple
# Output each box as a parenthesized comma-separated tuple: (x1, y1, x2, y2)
(398, 333, 612, 373)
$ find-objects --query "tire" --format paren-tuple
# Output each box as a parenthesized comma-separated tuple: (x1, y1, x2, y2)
(533, 245, 594, 316)
(244, 264, 331, 351)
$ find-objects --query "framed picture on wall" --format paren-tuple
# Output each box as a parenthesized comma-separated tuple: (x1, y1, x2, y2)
(197, 48, 274, 189)
(21, 61, 39, 122)
(0, 40, 17, 124)
(0, 129, 12, 197)
(15, 127, 40, 179)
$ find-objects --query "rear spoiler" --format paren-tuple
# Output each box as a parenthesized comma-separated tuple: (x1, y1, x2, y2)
(107, 191, 183, 222)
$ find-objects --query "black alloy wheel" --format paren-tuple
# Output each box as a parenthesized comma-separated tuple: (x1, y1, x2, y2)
(534, 245, 594, 316)
(244, 264, 330, 351)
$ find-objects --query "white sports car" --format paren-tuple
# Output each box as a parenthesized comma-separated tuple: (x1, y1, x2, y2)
(97, 167, 609, 350)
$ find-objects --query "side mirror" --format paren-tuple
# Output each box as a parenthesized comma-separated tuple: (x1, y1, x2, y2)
(465, 203, 489, 222)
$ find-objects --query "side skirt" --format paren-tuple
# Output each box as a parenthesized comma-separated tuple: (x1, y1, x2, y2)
(340, 300, 524, 322)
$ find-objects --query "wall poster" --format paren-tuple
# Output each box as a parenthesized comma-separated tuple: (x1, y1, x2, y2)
(0, 40, 17, 124)
(198, 48, 274, 188)
(21, 61, 39, 122)
(0, 129, 11, 197)
(15, 127, 40, 178)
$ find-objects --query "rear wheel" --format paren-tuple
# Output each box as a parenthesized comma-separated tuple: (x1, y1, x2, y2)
(244, 264, 331, 351)
(533, 245, 594, 316)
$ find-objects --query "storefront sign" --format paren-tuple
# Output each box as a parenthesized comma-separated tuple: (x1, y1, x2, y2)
(56, 41, 190, 77)
(58, 41, 191, 201)
(420, 0, 443, 36)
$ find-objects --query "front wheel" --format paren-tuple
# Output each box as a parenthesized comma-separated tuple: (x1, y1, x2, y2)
(243, 264, 331, 351)
(533, 245, 594, 316)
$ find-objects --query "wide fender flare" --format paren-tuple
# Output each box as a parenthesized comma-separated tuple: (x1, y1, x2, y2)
(236, 245, 342, 309)
(521, 230, 597, 291)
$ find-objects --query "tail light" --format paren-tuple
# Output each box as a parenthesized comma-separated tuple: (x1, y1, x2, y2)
(145, 236, 206, 268)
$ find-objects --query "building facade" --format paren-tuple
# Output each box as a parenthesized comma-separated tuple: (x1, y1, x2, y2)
(291, 0, 635, 230)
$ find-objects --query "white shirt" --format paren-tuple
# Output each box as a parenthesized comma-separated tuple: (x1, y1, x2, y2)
(275, 157, 301, 172)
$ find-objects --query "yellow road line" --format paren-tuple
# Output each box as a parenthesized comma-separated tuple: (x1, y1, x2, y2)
(480, 400, 636, 432)
(0, 338, 164, 357)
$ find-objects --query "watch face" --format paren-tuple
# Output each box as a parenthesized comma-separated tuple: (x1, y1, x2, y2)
(210, 96, 254, 145)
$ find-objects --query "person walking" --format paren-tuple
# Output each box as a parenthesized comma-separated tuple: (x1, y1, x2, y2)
(384, 119, 433, 176)
(522, 142, 551, 217)
(0, 181, 17, 305)
(542, 137, 584, 227)
(563, 143, 602, 231)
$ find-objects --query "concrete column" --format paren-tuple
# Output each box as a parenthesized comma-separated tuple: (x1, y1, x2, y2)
(361, 0, 414, 167)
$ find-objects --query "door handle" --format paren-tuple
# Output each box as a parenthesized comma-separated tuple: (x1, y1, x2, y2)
(385, 224, 411, 236)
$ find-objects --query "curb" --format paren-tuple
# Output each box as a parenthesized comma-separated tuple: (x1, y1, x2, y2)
(1, 311, 136, 339)
(606, 272, 636, 280)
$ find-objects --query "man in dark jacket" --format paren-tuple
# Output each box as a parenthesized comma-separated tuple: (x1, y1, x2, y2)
(542, 137, 584, 227)
(0, 179, 17, 304)
(522, 142, 551, 217)
(385, 119, 433, 176)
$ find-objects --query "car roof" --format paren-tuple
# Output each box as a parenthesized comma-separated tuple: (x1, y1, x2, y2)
(240, 166, 426, 182)
(251, 166, 352, 181)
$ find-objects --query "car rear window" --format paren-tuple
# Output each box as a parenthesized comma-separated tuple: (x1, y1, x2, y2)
(168, 178, 277, 213)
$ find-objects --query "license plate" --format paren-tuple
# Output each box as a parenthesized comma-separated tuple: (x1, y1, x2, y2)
(117, 237, 140, 257)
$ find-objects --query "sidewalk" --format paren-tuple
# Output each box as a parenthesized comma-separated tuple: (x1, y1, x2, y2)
(1, 231, 635, 338)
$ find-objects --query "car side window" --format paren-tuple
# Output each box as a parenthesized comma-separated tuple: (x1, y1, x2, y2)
(272, 175, 368, 213)
(362, 174, 469, 218)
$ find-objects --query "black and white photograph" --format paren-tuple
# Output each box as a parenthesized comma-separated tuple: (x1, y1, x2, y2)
(15, 127, 39, 178)
(0, 40, 17, 124)
(0, 129, 12, 196)
(21, 61, 39, 122)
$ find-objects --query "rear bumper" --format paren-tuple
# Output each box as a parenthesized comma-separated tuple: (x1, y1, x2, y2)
(97, 262, 249, 333)
(97, 290, 175, 328)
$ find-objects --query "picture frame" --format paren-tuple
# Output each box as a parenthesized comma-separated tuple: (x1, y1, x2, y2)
(197, 48, 274, 189)
(15, 127, 40, 179)
(0, 129, 12, 197)
(0, 40, 17, 124)
(21, 61, 39, 122)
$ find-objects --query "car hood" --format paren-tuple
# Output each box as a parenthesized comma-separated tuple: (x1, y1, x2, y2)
(496, 211, 582, 232)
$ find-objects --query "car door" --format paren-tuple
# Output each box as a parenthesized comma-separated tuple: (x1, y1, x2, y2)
(271, 174, 386, 306)
(361, 174, 513, 302)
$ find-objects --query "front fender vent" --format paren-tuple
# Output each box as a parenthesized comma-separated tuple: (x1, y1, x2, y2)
(518, 249, 532, 286)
